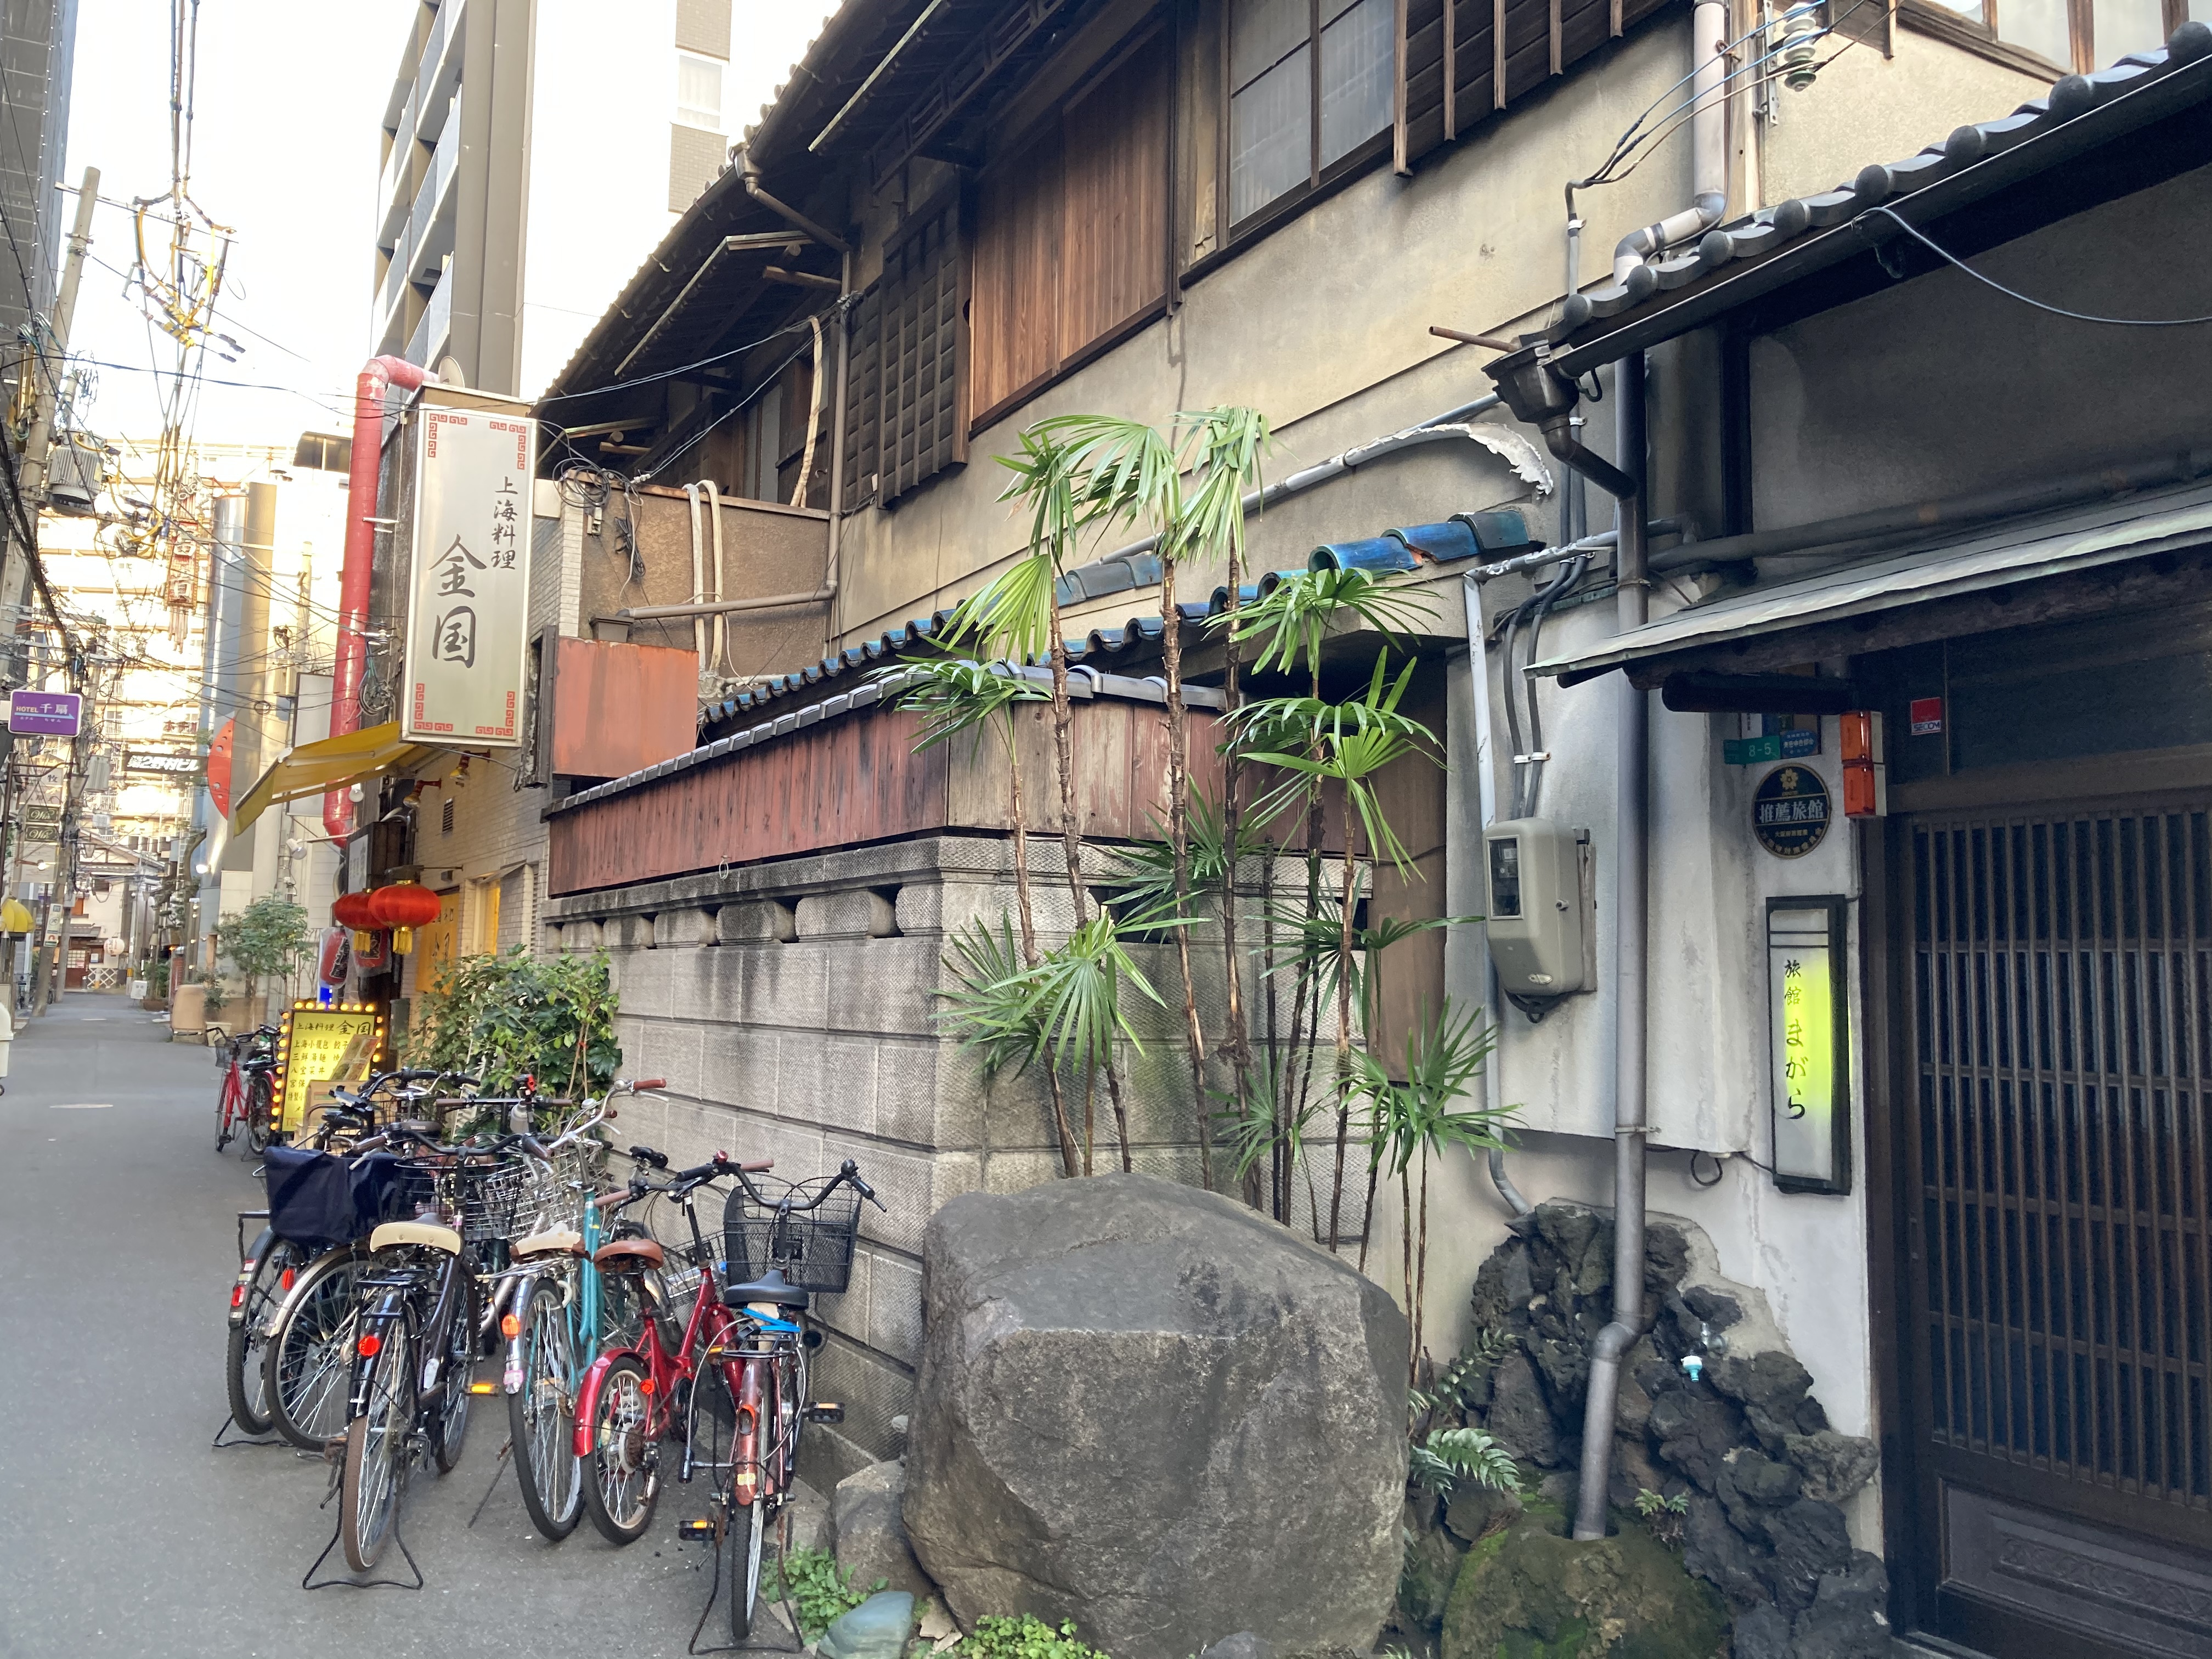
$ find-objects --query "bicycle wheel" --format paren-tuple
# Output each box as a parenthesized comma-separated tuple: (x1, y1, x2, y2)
(341, 1308, 415, 1572)
(727, 1489, 768, 1644)
(432, 1269, 476, 1473)
(223, 1236, 294, 1436)
(580, 1355, 659, 1544)
(214, 1063, 239, 1151)
(508, 1279, 583, 1539)
(266, 1249, 370, 1451)
(245, 1072, 276, 1154)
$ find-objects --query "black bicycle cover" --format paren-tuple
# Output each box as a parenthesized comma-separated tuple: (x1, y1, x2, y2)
(262, 1146, 357, 1251)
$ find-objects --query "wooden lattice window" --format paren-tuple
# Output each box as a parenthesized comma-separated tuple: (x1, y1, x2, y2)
(842, 195, 967, 509)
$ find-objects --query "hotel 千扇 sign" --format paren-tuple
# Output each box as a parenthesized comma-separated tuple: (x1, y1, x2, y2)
(401, 402, 536, 747)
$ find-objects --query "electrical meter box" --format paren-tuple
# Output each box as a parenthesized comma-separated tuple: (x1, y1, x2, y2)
(1483, 818, 1593, 997)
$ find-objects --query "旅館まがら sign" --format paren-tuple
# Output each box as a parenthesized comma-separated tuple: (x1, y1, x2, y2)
(402, 401, 537, 746)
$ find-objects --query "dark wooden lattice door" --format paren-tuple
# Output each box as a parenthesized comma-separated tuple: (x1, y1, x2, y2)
(1902, 793, 2212, 1657)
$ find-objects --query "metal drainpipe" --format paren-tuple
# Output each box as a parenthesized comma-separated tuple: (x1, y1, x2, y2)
(325, 354, 431, 839)
(1573, 351, 1650, 1543)
(1611, 0, 1731, 283)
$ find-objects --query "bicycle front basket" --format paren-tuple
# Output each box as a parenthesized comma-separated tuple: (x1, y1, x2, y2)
(722, 1183, 862, 1295)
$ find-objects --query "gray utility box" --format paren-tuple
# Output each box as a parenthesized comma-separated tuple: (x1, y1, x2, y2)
(1483, 818, 1594, 997)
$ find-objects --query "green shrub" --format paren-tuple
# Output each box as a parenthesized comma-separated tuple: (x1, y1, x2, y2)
(403, 945, 620, 1099)
(761, 1545, 879, 1639)
(958, 1615, 1112, 1659)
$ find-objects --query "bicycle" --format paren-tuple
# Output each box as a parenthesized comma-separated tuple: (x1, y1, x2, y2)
(256, 1068, 485, 1453)
(335, 1124, 540, 1571)
(489, 1079, 662, 1541)
(225, 1066, 432, 1440)
(214, 1024, 279, 1154)
(574, 1152, 882, 1644)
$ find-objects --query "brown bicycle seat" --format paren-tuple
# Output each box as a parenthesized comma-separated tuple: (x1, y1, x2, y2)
(593, 1237, 665, 1272)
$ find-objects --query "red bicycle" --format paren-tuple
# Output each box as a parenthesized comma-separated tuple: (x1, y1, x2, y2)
(574, 1150, 880, 1643)
(214, 1024, 279, 1154)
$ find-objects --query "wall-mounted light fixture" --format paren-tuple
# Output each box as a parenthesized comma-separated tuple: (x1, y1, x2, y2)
(1767, 896, 1850, 1194)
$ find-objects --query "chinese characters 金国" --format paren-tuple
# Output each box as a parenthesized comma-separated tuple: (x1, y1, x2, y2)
(428, 532, 488, 669)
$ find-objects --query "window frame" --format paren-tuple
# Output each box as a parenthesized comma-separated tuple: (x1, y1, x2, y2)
(1217, 0, 1398, 251)
(1897, 0, 2187, 76)
(675, 49, 726, 132)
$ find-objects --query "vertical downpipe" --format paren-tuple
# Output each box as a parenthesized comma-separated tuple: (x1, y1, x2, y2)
(1573, 351, 1649, 1542)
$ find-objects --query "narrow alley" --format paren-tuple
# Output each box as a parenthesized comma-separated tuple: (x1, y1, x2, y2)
(0, 996, 765, 1658)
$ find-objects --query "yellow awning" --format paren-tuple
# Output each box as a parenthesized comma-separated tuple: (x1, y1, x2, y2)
(230, 722, 448, 832)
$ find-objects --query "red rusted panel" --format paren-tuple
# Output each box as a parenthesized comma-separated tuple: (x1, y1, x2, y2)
(551, 638, 698, 780)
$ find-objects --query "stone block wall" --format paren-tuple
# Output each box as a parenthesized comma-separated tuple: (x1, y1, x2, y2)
(543, 832, 1230, 1484)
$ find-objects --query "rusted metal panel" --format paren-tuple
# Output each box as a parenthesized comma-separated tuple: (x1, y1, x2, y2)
(550, 637, 698, 780)
(550, 695, 1261, 894)
(550, 706, 951, 893)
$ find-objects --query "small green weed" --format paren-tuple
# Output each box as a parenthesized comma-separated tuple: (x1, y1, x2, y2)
(1633, 1488, 1689, 1547)
(957, 1614, 1113, 1659)
(761, 1546, 881, 1639)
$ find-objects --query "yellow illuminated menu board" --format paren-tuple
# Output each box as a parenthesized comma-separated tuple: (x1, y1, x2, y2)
(275, 1002, 386, 1135)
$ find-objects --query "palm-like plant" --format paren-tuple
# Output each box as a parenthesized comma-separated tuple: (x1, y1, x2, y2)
(1234, 655, 1443, 1250)
(992, 409, 1272, 1189)
(937, 915, 1081, 1176)
(1019, 911, 1178, 1172)
(1355, 999, 1508, 1373)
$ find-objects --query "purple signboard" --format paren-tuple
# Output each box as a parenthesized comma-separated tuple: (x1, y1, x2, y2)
(8, 690, 81, 737)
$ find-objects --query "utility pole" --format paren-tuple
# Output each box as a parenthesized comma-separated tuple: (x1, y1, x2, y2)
(19, 168, 98, 1013)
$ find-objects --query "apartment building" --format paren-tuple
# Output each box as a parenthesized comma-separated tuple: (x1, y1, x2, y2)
(369, 0, 747, 398)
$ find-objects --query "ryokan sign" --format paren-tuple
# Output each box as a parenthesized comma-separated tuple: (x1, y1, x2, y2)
(400, 398, 535, 747)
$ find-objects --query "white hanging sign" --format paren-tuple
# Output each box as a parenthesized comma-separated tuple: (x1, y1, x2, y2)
(401, 400, 535, 747)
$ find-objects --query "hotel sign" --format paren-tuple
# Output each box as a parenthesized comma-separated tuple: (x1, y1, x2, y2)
(401, 398, 535, 747)
(1767, 896, 1850, 1195)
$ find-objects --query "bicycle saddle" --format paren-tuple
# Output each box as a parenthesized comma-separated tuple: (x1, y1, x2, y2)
(723, 1267, 810, 1312)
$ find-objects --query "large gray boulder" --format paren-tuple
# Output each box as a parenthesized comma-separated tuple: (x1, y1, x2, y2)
(902, 1174, 1408, 1659)
(835, 1459, 934, 1600)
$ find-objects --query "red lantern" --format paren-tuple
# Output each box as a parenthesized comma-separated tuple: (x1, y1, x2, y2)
(331, 891, 378, 929)
(367, 884, 444, 930)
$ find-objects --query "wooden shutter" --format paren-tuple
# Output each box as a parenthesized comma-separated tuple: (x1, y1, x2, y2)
(971, 123, 1063, 418)
(843, 196, 967, 509)
(1398, 0, 1665, 170)
(970, 31, 1172, 430)
(1061, 36, 1170, 350)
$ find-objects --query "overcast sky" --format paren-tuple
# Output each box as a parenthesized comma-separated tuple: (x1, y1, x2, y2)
(61, 0, 837, 450)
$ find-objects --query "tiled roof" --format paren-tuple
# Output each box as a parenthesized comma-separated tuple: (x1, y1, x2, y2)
(1537, 28, 2211, 352)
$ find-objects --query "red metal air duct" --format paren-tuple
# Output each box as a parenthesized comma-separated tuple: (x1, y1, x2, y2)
(326, 354, 432, 838)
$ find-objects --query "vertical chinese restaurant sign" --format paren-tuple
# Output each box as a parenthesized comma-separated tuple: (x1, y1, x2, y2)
(1765, 897, 1850, 1194)
(402, 400, 536, 747)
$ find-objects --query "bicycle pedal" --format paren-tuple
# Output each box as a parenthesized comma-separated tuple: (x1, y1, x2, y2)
(805, 1402, 845, 1424)
(468, 1381, 498, 1395)
(680, 1516, 720, 1541)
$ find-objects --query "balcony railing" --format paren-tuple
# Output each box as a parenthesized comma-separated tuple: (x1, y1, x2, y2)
(409, 267, 452, 368)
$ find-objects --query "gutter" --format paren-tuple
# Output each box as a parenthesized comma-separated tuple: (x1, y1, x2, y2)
(738, 148, 851, 254)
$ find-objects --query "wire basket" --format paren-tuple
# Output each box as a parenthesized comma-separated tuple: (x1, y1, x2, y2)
(722, 1182, 862, 1295)
(391, 1153, 536, 1245)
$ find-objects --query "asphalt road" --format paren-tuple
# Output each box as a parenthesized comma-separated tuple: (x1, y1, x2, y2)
(0, 992, 785, 1658)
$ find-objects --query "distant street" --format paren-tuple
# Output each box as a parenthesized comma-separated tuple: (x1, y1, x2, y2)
(0, 993, 765, 1658)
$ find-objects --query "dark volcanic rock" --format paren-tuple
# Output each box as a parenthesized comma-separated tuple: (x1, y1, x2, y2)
(1730, 1604, 1793, 1659)
(1760, 1499, 1855, 1610)
(1708, 1352, 1815, 1455)
(1783, 1430, 1878, 1505)
(1680, 1284, 1742, 1331)
(1647, 1387, 1742, 1492)
(902, 1174, 1406, 1659)
(1682, 1492, 1774, 1609)
(1788, 1552, 1892, 1659)
(1485, 1351, 1562, 1468)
